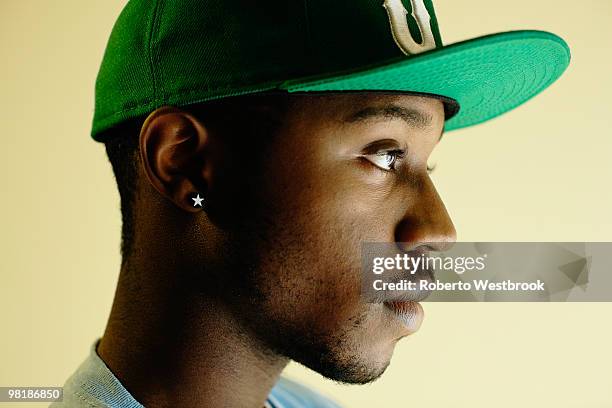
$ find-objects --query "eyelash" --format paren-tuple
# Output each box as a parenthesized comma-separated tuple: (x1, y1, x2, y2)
(363, 149, 436, 174)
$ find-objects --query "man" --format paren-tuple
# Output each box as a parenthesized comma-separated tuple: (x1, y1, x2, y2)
(55, 0, 569, 407)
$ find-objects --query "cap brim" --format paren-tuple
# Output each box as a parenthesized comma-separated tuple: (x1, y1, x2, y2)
(280, 30, 570, 131)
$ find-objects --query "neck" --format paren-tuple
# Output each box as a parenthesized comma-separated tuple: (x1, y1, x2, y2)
(98, 252, 288, 408)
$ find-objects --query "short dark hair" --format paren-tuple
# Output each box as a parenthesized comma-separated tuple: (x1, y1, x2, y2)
(103, 92, 291, 260)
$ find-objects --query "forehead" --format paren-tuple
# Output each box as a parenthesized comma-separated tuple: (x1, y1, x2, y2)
(287, 93, 446, 126)
(267, 93, 447, 157)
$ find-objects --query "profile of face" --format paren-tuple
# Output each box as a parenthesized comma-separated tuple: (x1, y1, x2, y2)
(139, 93, 456, 385)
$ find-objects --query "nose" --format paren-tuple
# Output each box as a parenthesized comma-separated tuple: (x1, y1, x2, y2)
(394, 177, 457, 253)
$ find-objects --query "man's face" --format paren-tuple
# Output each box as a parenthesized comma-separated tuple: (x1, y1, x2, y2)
(203, 93, 456, 383)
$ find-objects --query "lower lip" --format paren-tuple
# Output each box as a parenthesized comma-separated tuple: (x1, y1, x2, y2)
(384, 301, 424, 333)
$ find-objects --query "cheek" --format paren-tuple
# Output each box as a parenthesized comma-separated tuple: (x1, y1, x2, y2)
(280, 237, 357, 315)
(251, 146, 399, 331)
(255, 195, 390, 336)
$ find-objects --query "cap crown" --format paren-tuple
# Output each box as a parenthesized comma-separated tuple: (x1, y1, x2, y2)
(93, 0, 443, 139)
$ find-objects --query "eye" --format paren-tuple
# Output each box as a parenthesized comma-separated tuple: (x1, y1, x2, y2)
(363, 149, 406, 172)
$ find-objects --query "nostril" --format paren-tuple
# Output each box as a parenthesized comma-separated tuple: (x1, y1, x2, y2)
(393, 218, 421, 248)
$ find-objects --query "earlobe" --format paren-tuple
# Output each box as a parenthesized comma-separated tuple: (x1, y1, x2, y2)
(139, 106, 209, 213)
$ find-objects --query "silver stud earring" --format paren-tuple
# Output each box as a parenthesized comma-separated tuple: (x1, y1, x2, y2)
(191, 192, 205, 208)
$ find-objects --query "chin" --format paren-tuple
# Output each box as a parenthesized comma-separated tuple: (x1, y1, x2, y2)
(296, 335, 397, 385)
(315, 355, 392, 385)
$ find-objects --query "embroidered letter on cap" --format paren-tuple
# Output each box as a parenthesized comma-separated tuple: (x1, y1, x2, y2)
(383, 0, 436, 55)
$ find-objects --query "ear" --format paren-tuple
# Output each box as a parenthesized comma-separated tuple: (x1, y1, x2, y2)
(139, 106, 210, 213)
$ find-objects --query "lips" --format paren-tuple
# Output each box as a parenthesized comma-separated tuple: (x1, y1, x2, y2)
(379, 264, 435, 303)
(366, 248, 436, 333)
(383, 279, 433, 302)
(382, 262, 433, 333)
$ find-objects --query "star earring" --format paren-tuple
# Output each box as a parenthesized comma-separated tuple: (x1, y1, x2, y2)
(190, 192, 205, 209)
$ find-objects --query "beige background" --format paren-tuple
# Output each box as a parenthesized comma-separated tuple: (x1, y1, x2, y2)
(1, 1, 611, 407)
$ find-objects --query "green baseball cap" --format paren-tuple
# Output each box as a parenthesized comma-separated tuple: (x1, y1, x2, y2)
(91, 0, 570, 141)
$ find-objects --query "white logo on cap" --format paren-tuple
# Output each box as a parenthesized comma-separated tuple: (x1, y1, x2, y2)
(383, 0, 436, 55)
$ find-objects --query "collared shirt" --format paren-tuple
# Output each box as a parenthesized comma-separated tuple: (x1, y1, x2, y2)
(51, 341, 342, 408)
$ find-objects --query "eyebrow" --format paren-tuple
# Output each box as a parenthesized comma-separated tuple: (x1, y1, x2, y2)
(343, 104, 445, 141)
